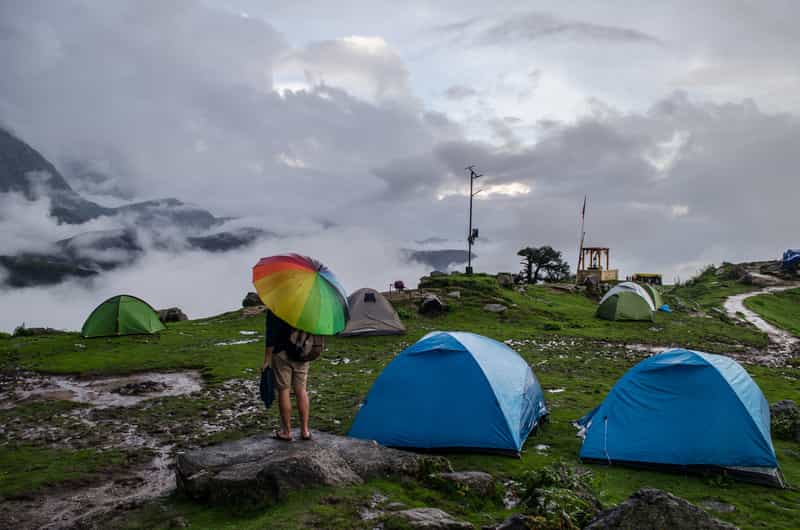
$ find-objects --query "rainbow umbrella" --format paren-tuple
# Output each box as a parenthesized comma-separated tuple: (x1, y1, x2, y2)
(252, 254, 348, 335)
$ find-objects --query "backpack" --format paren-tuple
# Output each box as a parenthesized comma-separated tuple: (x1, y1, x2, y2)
(287, 330, 324, 362)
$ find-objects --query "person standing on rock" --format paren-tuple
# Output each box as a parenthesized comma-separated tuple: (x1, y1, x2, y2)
(263, 308, 323, 441)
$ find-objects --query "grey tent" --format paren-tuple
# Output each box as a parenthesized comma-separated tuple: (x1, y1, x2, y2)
(340, 288, 406, 337)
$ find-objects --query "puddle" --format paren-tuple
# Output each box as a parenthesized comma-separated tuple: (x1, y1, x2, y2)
(6, 371, 203, 409)
(723, 285, 800, 353)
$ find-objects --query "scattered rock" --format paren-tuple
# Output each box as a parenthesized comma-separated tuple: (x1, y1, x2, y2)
(447, 291, 461, 299)
(115, 380, 169, 396)
(241, 305, 266, 317)
(158, 307, 188, 323)
(242, 292, 262, 307)
(386, 501, 407, 510)
(770, 400, 800, 442)
(430, 471, 496, 498)
(585, 488, 739, 529)
(387, 508, 473, 529)
(497, 273, 514, 288)
(176, 431, 449, 508)
(488, 514, 539, 530)
(419, 294, 447, 316)
(483, 303, 507, 313)
(169, 516, 189, 528)
(700, 500, 736, 514)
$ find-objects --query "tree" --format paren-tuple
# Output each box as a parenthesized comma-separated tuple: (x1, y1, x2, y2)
(517, 246, 570, 284)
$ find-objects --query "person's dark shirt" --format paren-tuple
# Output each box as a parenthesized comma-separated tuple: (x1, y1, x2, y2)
(265, 309, 293, 353)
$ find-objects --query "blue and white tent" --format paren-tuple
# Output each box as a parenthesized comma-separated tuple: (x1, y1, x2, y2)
(782, 249, 800, 270)
(577, 349, 783, 486)
(349, 331, 547, 455)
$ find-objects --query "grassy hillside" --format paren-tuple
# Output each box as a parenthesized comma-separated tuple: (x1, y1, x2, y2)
(745, 287, 800, 337)
(1, 273, 798, 529)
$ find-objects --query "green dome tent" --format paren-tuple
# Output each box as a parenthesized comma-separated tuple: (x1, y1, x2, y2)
(641, 284, 664, 309)
(81, 295, 166, 338)
(597, 291, 655, 322)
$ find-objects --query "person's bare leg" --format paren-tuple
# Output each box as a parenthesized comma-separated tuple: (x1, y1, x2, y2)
(295, 384, 310, 438)
(277, 388, 292, 438)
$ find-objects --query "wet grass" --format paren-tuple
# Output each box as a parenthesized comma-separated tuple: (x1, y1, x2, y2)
(0, 273, 797, 529)
(0, 444, 133, 498)
(745, 287, 800, 337)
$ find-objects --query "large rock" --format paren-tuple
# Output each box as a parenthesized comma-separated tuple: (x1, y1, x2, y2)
(430, 471, 496, 498)
(386, 508, 473, 529)
(242, 292, 263, 308)
(497, 273, 514, 288)
(176, 431, 448, 508)
(771, 400, 800, 442)
(585, 488, 739, 530)
(483, 303, 507, 313)
(419, 294, 447, 315)
(158, 307, 188, 323)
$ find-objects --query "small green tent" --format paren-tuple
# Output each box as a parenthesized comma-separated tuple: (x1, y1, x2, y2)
(641, 284, 664, 309)
(81, 295, 166, 338)
(596, 291, 655, 322)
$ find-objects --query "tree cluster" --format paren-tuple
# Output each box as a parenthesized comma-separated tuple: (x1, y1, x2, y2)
(517, 246, 570, 284)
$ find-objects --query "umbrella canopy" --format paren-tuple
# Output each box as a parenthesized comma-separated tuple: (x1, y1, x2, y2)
(252, 254, 348, 335)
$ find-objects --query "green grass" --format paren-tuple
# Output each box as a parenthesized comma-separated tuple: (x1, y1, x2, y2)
(0, 444, 133, 498)
(0, 272, 797, 529)
(745, 288, 800, 337)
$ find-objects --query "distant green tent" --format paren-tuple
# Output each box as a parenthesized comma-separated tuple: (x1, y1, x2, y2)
(81, 295, 166, 338)
(596, 291, 655, 322)
(641, 284, 664, 309)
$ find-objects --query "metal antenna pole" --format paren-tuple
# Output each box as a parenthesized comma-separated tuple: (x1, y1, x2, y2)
(465, 165, 483, 274)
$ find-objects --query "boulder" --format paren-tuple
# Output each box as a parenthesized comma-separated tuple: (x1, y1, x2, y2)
(497, 273, 514, 288)
(419, 294, 447, 315)
(176, 431, 448, 508)
(158, 307, 188, 323)
(242, 292, 263, 308)
(447, 291, 461, 299)
(483, 303, 507, 313)
(387, 508, 473, 529)
(770, 400, 800, 442)
(430, 471, 496, 498)
(584, 488, 739, 530)
(489, 514, 539, 530)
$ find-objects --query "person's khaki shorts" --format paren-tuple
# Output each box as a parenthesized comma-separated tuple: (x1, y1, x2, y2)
(272, 351, 309, 391)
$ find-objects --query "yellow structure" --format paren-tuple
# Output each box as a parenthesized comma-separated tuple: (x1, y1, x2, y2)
(577, 247, 618, 284)
(629, 273, 663, 285)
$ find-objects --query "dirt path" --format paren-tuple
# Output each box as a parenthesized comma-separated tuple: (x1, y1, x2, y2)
(723, 284, 800, 353)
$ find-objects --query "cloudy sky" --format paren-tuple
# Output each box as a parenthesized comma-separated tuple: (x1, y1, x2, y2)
(1, 0, 800, 329)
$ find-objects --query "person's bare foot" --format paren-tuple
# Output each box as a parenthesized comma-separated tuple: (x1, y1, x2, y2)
(273, 429, 293, 441)
(301, 430, 312, 441)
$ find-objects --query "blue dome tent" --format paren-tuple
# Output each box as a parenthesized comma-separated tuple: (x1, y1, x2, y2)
(349, 331, 547, 455)
(577, 349, 783, 487)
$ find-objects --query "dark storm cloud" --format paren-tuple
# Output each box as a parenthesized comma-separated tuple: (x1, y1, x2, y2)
(437, 11, 662, 47)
